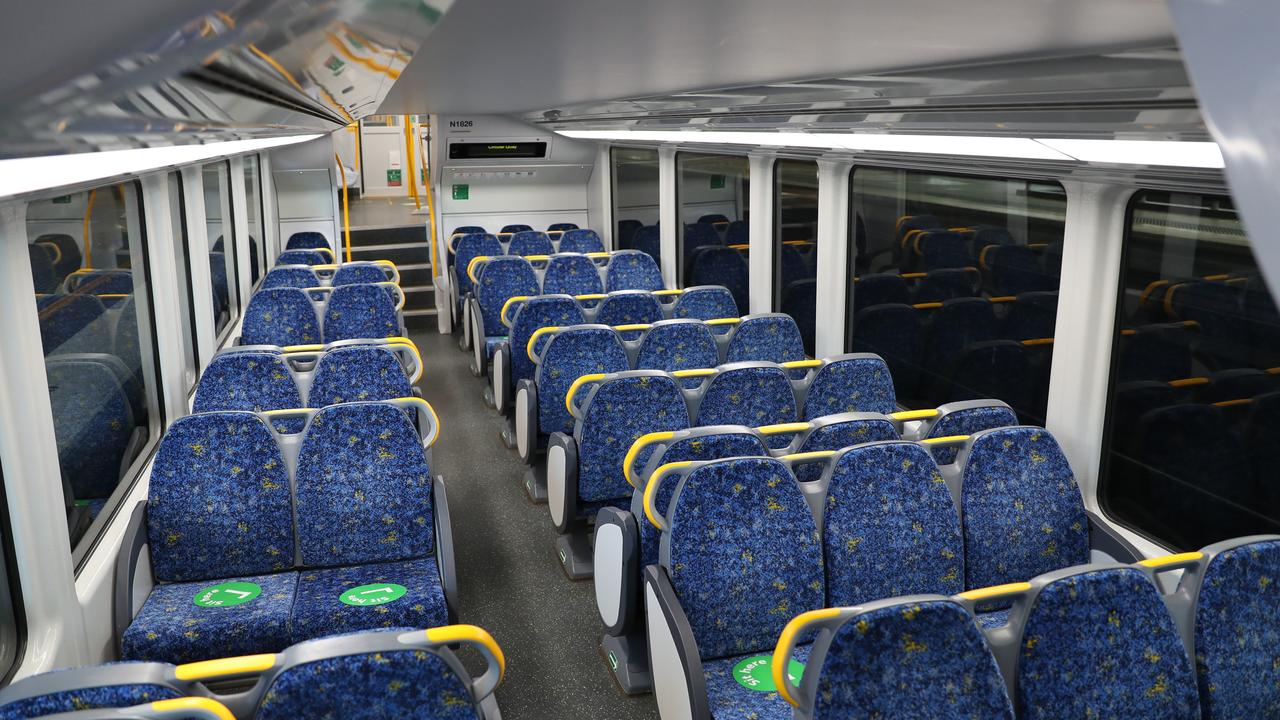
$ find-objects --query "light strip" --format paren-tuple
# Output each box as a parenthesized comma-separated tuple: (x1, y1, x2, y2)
(0, 134, 323, 199)
(557, 129, 1225, 168)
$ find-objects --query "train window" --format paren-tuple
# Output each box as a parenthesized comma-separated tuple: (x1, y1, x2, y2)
(168, 173, 198, 390)
(204, 162, 239, 337)
(676, 153, 749, 289)
(846, 168, 1067, 423)
(25, 181, 164, 552)
(244, 154, 264, 285)
(611, 147, 660, 257)
(1099, 190, 1280, 550)
(774, 159, 819, 354)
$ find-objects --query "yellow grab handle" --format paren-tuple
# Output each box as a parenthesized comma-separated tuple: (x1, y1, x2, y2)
(565, 373, 608, 414)
(174, 653, 276, 681)
(527, 326, 562, 363)
(773, 608, 841, 707)
(643, 461, 693, 530)
(425, 624, 506, 683)
(623, 431, 677, 488)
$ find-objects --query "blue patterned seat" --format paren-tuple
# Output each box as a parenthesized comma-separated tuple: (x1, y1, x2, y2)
(291, 403, 447, 643)
(689, 247, 748, 312)
(805, 599, 1014, 719)
(985, 244, 1054, 296)
(535, 327, 630, 436)
(242, 288, 320, 346)
(548, 222, 579, 233)
(1016, 567, 1199, 719)
(452, 233, 503, 309)
(34, 233, 82, 282)
(596, 291, 663, 334)
(724, 314, 806, 364)
(920, 401, 1018, 465)
(0, 668, 183, 719)
(506, 230, 554, 257)
(474, 256, 540, 340)
(915, 230, 971, 271)
(322, 283, 400, 343)
(636, 320, 719, 373)
(822, 442, 964, 606)
(943, 340, 1035, 417)
(696, 365, 797, 429)
(451, 225, 485, 236)
(801, 354, 896, 418)
(672, 285, 738, 322)
(960, 427, 1088, 589)
(543, 254, 603, 295)
(285, 231, 330, 250)
(920, 298, 998, 397)
(308, 346, 413, 408)
(632, 225, 661, 261)
(680, 223, 721, 283)
(724, 220, 748, 245)
(121, 412, 297, 663)
(781, 278, 817, 356)
(854, 273, 911, 309)
(262, 266, 320, 290)
(697, 213, 729, 225)
(1005, 291, 1059, 341)
(46, 357, 136, 501)
(209, 252, 229, 321)
(276, 250, 327, 266)
(506, 296, 586, 393)
(605, 250, 664, 292)
(913, 267, 981, 304)
(789, 414, 899, 482)
(851, 303, 921, 401)
(193, 352, 303, 432)
(331, 263, 389, 286)
(29, 244, 58, 293)
(38, 294, 110, 355)
(500, 223, 533, 234)
(559, 228, 605, 254)
(67, 269, 133, 295)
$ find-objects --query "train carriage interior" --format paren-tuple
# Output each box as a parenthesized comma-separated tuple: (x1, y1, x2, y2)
(1, 0, 1280, 718)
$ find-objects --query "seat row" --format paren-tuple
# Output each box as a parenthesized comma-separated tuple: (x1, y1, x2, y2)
(260, 259, 399, 291)
(240, 283, 404, 347)
(0, 625, 504, 720)
(1136, 273, 1280, 371)
(114, 399, 450, 665)
(760, 535, 1280, 720)
(450, 227, 606, 258)
(271, 247, 336, 267)
(892, 217, 1063, 295)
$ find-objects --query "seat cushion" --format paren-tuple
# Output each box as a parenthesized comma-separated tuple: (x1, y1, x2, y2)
(290, 557, 449, 644)
(0, 682, 183, 720)
(703, 645, 812, 720)
(121, 571, 298, 663)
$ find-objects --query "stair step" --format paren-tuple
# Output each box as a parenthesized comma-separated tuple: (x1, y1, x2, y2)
(349, 225, 425, 248)
(353, 245, 430, 266)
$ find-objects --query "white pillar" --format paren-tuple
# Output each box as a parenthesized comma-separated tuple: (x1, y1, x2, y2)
(814, 157, 854, 358)
(747, 153, 776, 314)
(658, 146, 679, 288)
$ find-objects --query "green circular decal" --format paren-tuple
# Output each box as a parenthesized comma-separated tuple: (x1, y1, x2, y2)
(192, 581, 262, 608)
(339, 583, 408, 607)
(731, 654, 804, 692)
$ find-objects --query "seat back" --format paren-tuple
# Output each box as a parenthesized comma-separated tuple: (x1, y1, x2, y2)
(308, 346, 413, 407)
(508, 296, 586, 387)
(662, 457, 824, 659)
(29, 244, 57, 293)
(548, 222, 579, 232)
(916, 230, 970, 271)
(632, 226, 661, 260)
(576, 374, 691, 503)
(595, 291, 663, 333)
(500, 223, 532, 234)
(0, 666, 186, 720)
(147, 412, 293, 582)
(322, 283, 399, 343)
(801, 354, 896, 418)
(285, 231, 330, 250)
(695, 364, 797, 428)
(535, 326, 630, 435)
(790, 414, 899, 482)
(294, 402, 434, 567)
(1005, 291, 1059, 341)
(262, 266, 320, 290)
(670, 285, 738, 322)
(635, 320, 719, 373)
(276, 250, 326, 266)
(542, 254, 604, 295)
(34, 233, 82, 279)
(67, 270, 134, 295)
(506, 230, 554, 257)
(1117, 322, 1196, 383)
(851, 303, 920, 398)
(854, 273, 911, 309)
(917, 400, 1018, 465)
(986, 245, 1051, 296)
(605, 250, 664, 291)
(688, 246, 748, 312)
(559, 228, 605, 254)
(958, 427, 1088, 589)
(475, 256, 540, 337)
(724, 220, 748, 245)
(46, 357, 136, 500)
(243, 288, 320, 346)
(331, 263, 390, 286)
(920, 298, 999, 393)
(193, 352, 302, 416)
(944, 340, 1034, 414)
(724, 313, 806, 364)
(453, 233, 503, 301)
(38, 294, 111, 355)
(781, 278, 817, 355)
(680, 223, 721, 279)
(914, 267, 980, 304)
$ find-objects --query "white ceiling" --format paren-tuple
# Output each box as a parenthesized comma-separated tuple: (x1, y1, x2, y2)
(378, 0, 1176, 116)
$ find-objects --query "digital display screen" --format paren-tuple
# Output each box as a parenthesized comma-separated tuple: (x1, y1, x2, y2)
(449, 141, 547, 159)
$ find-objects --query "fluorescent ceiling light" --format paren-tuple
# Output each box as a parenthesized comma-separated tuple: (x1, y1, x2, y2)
(557, 129, 1226, 168)
(0, 134, 323, 199)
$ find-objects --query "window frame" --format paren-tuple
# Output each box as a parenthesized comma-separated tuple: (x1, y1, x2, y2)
(772, 158, 819, 310)
(609, 146, 662, 252)
(168, 172, 199, 392)
(207, 161, 240, 347)
(674, 150, 750, 288)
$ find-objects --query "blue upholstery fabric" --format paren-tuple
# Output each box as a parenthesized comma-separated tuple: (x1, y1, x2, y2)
(476, 256, 540, 336)
(915, 268, 980, 304)
(559, 228, 605, 254)
(0, 682, 182, 720)
(1194, 539, 1280, 719)
(452, 233, 504, 303)
(147, 412, 293, 582)
(724, 220, 748, 245)
(636, 321, 719, 373)
(209, 252, 229, 319)
(812, 600, 1014, 720)
(666, 458, 824, 659)
(851, 304, 920, 399)
(506, 230, 554, 257)
(548, 222, 579, 232)
(509, 297, 586, 388)
(536, 327, 630, 435)
(543, 254, 604, 295)
(121, 571, 298, 663)
(988, 245, 1053, 296)
(920, 298, 999, 392)
(575, 375, 691, 504)
(193, 352, 303, 417)
(632, 226, 661, 261)
(294, 403, 434, 567)
(605, 250, 664, 292)
(285, 231, 330, 250)
(242, 288, 319, 346)
(781, 279, 818, 357)
(596, 292, 664, 331)
(823, 443, 964, 607)
(28, 244, 57, 293)
(451, 225, 485, 236)
(262, 266, 320, 290)
(778, 244, 809, 290)
(276, 250, 327, 266)
(961, 427, 1088, 589)
(1005, 291, 1059, 341)
(803, 356, 896, 418)
(681, 223, 721, 277)
(254, 641, 474, 720)
(944, 341, 1035, 417)
(331, 264, 389, 286)
(46, 359, 134, 500)
(672, 286, 739, 321)
(697, 366, 797, 428)
(1135, 404, 1254, 526)
(289, 557, 448, 644)
(323, 283, 399, 343)
(67, 269, 133, 294)
(703, 645, 813, 720)
(976, 608, 1012, 629)
(38, 294, 109, 355)
(635, 433, 769, 568)
(500, 224, 533, 234)
(791, 417, 899, 483)
(308, 346, 413, 407)
(1017, 568, 1199, 720)
(916, 231, 971, 271)
(689, 247, 748, 313)
(854, 274, 911, 309)
(35, 233, 81, 280)
(725, 315, 806, 364)
(926, 404, 1018, 465)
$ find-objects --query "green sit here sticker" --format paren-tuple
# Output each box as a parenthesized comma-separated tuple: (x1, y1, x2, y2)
(732, 654, 804, 692)
(193, 581, 262, 608)
(340, 583, 407, 607)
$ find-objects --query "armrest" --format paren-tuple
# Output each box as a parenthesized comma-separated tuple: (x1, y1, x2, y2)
(595, 507, 639, 635)
(643, 565, 709, 720)
(433, 475, 459, 621)
(1087, 509, 1143, 564)
(514, 379, 539, 464)
(546, 432, 579, 533)
(468, 296, 487, 378)
(492, 341, 512, 414)
(423, 625, 505, 704)
(113, 500, 149, 652)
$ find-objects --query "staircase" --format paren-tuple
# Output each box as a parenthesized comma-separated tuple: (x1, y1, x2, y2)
(346, 224, 436, 330)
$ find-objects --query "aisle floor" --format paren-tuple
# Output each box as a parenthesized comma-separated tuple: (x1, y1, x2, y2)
(411, 330, 660, 719)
